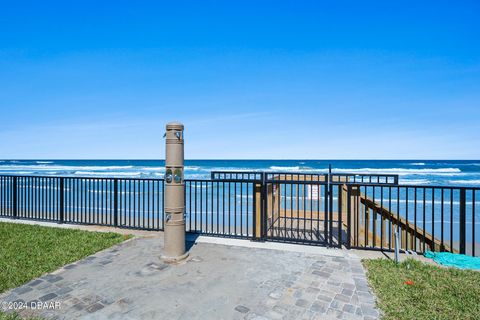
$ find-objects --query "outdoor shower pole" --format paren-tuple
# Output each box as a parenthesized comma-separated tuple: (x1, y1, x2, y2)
(162, 122, 188, 262)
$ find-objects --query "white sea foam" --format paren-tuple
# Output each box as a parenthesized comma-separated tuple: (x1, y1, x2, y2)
(261, 167, 462, 176)
(400, 179, 430, 185)
(141, 167, 165, 171)
(0, 165, 134, 171)
(449, 180, 480, 185)
(269, 166, 302, 171)
(0, 171, 35, 175)
(36, 161, 53, 164)
(199, 167, 262, 173)
(185, 166, 203, 171)
(179, 166, 467, 178)
(140, 166, 206, 173)
(308, 167, 461, 176)
(74, 171, 141, 177)
(409, 162, 426, 166)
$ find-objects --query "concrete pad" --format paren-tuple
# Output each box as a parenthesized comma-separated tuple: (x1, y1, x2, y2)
(0, 236, 380, 319)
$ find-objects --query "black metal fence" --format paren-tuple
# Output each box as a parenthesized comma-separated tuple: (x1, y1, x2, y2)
(342, 183, 479, 256)
(1, 173, 479, 256)
(0, 175, 165, 230)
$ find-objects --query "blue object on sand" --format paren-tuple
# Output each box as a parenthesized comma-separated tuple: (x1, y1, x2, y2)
(424, 251, 480, 270)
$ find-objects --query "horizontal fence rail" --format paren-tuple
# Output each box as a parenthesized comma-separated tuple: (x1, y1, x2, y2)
(211, 171, 263, 181)
(331, 174, 398, 185)
(1, 173, 478, 256)
(266, 172, 327, 182)
(212, 171, 399, 185)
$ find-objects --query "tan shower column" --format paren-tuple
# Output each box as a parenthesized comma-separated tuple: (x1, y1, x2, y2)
(162, 121, 188, 262)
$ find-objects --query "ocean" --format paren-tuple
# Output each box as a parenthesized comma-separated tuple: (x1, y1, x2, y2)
(0, 159, 480, 186)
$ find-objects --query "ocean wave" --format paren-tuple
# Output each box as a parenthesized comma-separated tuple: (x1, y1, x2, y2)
(141, 167, 165, 171)
(185, 166, 203, 171)
(334, 167, 460, 174)
(0, 165, 134, 171)
(430, 162, 480, 166)
(269, 166, 303, 171)
(449, 180, 480, 185)
(263, 166, 463, 176)
(140, 165, 206, 172)
(0, 171, 35, 175)
(400, 179, 430, 185)
(200, 167, 263, 173)
(409, 162, 426, 166)
(36, 161, 53, 164)
(310, 167, 461, 176)
(74, 171, 141, 177)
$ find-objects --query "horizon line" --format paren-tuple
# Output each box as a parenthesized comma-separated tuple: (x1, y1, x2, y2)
(1, 158, 480, 161)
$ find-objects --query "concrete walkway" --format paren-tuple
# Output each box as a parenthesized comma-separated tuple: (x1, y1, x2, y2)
(1, 235, 380, 319)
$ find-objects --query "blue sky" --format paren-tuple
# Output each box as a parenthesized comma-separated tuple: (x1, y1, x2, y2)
(1, 1, 479, 159)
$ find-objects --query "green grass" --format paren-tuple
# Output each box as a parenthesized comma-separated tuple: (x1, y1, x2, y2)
(0, 222, 129, 294)
(363, 258, 480, 320)
(0, 312, 40, 320)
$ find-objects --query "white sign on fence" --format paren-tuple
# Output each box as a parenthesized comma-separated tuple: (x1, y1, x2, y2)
(307, 184, 319, 200)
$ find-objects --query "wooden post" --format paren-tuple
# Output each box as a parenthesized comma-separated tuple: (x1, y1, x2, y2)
(381, 216, 386, 247)
(255, 183, 262, 239)
(343, 185, 360, 248)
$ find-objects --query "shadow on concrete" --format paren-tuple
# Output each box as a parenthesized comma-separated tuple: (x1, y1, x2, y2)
(186, 232, 200, 251)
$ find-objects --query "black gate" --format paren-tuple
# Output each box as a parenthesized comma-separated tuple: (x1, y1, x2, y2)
(210, 171, 399, 248)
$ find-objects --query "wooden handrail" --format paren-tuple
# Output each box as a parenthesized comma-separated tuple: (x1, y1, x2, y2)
(348, 185, 455, 253)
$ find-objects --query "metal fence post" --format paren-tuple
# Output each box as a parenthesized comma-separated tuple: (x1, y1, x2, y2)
(59, 178, 64, 223)
(459, 188, 466, 254)
(12, 176, 18, 219)
(114, 179, 118, 227)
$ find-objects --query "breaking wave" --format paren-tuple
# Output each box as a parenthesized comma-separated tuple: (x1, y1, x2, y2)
(449, 180, 480, 185)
